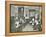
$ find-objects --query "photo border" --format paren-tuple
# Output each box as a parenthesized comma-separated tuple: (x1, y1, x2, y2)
(5, 1, 45, 36)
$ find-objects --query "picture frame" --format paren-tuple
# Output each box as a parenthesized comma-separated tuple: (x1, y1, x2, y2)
(5, 1, 45, 36)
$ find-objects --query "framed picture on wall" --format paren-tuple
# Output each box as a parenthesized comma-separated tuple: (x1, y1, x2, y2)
(5, 1, 45, 36)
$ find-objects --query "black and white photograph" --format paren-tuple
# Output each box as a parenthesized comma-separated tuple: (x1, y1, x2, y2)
(10, 5, 42, 32)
